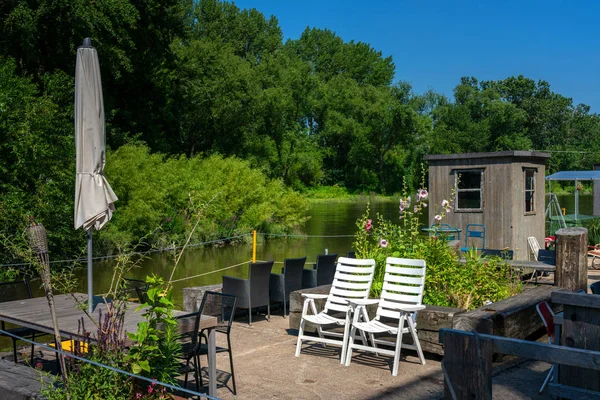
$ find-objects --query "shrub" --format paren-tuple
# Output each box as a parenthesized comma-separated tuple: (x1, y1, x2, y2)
(100, 144, 309, 252)
(354, 186, 522, 310)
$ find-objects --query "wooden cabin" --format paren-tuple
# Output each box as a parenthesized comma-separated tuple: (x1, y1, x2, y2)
(424, 151, 550, 260)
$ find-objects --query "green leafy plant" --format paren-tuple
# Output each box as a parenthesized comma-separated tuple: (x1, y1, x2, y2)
(125, 275, 181, 384)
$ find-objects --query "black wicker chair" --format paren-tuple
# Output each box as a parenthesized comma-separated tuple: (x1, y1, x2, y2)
(302, 253, 338, 288)
(0, 280, 44, 364)
(222, 261, 274, 325)
(269, 257, 306, 317)
(180, 291, 238, 395)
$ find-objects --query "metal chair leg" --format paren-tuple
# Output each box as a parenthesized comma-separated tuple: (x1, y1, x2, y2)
(539, 364, 554, 394)
(228, 336, 236, 395)
(11, 338, 18, 363)
(30, 333, 35, 365)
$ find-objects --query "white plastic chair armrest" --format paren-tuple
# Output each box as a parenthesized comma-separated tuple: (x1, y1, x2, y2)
(301, 293, 329, 299)
(347, 299, 380, 307)
(397, 304, 426, 312)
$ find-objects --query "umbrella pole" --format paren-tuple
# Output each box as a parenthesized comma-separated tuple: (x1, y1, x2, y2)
(87, 228, 93, 313)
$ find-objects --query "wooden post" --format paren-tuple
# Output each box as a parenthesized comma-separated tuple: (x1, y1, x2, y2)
(441, 329, 493, 399)
(555, 227, 588, 291)
(551, 291, 600, 393)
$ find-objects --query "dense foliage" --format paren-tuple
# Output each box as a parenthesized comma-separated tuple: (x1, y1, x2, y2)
(354, 191, 522, 310)
(2, 0, 600, 263)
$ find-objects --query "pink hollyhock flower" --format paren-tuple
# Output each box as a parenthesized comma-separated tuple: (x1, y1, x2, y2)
(413, 206, 418, 213)
(422, 202, 427, 208)
(379, 238, 388, 248)
(434, 214, 442, 221)
(441, 199, 449, 207)
(365, 219, 372, 232)
(418, 189, 428, 200)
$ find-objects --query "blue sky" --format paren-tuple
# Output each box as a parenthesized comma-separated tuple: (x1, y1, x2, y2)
(232, 0, 600, 112)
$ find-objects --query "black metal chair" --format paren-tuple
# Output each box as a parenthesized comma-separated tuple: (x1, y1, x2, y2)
(222, 261, 274, 325)
(180, 291, 238, 395)
(123, 278, 148, 303)
(302, 253, 338, 288)
(269, 257, 306, 317)
(0, 279, 43, 364)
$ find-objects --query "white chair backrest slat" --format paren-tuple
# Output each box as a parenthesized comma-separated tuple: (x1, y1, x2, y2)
(376, 258, 426, 322)
(335, 271, 373, 282)
(323, 258, 376, 314)
(382, 282, 423, 295)
(334, 280, 372, 290)
(330, 287, 369, 298)
(384, 265, 426, 277)
(384, 274, 424, 285)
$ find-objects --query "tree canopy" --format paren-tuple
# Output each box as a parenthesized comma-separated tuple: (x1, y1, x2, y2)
(1, 0, 599, 261)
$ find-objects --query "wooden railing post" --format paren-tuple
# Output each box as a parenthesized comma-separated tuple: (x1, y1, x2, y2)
(440, 329, 493, 399)
(555, 227, 588, 291)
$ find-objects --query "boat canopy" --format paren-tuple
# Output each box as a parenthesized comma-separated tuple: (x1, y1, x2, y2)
(546, 171, 600, 181)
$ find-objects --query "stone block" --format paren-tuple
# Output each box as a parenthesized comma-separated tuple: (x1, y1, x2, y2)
(0, 359, 47, 400)
(182, 284, 222, 312)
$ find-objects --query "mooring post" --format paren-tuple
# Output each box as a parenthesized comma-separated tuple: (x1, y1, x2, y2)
(440, 329, 493, 399)
(555, 227, 588, 291)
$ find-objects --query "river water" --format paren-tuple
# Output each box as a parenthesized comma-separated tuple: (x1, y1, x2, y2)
(67, 194, 596, 306)
(80, 201, 402, 305)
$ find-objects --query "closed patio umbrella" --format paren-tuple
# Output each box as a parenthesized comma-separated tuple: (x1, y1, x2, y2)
(74, 37, 117, 312)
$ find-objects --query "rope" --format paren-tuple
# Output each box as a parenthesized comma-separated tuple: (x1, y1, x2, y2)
(0, 328, 217, 400)
(0, 231, 354, 268)
(169, 260, 250, 283)
(0, 233, 255, 268)
(261, 233, 355, 238)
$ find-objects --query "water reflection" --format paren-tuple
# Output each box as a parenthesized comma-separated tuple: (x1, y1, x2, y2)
(78, 201, 402, 305)
(79, 194, 595, 305)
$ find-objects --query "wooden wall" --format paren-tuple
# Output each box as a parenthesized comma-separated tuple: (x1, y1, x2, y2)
(425, 151, 550, 260)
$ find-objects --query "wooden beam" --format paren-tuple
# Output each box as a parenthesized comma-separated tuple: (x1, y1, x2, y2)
(439, 329, 600, 369)
(552, 291, 600, 310)
(442, 330, 492, 399)
(548, 383, 600, 400)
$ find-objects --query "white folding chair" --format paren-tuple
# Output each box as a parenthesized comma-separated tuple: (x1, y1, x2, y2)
(344, 257, 426, 376)
(536, 301, 556, 394)
(528, 236, 541, 261)
(295, 257, 376, 364)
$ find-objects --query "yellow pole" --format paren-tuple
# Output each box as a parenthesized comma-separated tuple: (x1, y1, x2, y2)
(252, 230, 257, 263)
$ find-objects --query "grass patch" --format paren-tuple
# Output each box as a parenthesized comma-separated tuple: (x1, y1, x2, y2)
(304, 185, 394, 203)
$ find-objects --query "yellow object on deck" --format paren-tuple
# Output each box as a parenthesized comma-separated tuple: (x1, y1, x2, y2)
(49, 339, 88, 353)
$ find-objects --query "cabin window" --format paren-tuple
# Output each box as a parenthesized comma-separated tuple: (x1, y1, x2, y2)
(525, 169, 535, 213)
(455, 169, 483, 211)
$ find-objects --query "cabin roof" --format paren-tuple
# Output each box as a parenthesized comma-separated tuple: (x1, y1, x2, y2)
(424, 151, 550, 161)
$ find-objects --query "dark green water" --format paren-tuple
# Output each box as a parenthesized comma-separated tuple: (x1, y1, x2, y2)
(78, 194, 596, 305)
(78, 200, 403, 305)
